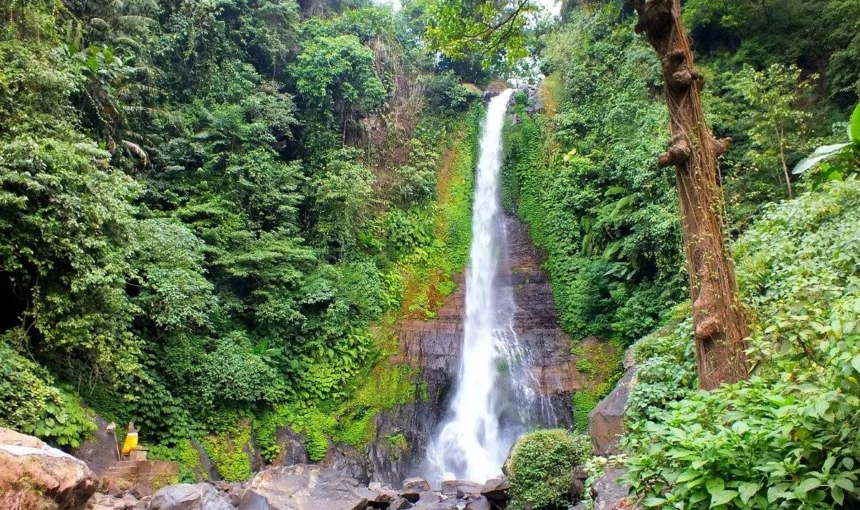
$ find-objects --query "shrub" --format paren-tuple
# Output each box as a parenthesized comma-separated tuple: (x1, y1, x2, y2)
(508, 429, 593, 509)
(0, 338, 95, 448)
(624, 179, 860, 509)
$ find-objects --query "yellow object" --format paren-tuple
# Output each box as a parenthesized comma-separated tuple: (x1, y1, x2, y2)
(121, 431, 138, 455)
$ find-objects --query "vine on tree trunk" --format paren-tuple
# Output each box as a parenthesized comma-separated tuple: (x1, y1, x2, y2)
(627, 0, 750, 390)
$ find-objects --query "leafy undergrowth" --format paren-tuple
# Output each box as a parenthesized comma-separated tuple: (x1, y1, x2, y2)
(624, 178, 860, 509)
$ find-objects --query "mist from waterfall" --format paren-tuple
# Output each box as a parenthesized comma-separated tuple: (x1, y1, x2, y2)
(426, 89, 548, 482)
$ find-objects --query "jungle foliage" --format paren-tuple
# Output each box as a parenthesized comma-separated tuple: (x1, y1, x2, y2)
(0, 0, 483, 455)
(501, 3, 860, 507)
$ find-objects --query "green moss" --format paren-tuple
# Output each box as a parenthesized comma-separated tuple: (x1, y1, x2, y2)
(148, 438, 200, 483)
(384, 432, 408, 459)
(575, 358, 594, 374)
(573, 392, 596, 433)
(202, 423, 253, 482)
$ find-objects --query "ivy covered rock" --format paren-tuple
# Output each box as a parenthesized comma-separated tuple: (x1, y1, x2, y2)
(587, 349, 637, 456)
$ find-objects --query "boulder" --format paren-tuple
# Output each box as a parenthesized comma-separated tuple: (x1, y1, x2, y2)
(440, 480, 481, 499)
(367, 488, 398, 508)
(464, 498, 492, 510)
(400, 488, 421, 503)
(413, 504, 455, 510)
(190, 440, 220, 482)
(0, 427, 98, 510)
(388, 498, 413, 510)
(417, 492, 441, 503)
(273, 427, 307, 467)
(588, 349, 637, 455)
(479, 478, 510, 503)
(240, 464, 375, 510)
(591, 469, 638, 510)
(214, 481, 244, 506)
(74, 416, 118, 476)
(148, 483, 233, 510)
(321, 446, 371, 485)
(402, 477, 431, 491)
(87, 492, 140, 510)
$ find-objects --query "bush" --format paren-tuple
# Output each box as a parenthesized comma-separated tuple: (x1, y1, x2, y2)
(624, 179, 860, 509)
(508, 429, 593, 509)
(0, 338, 95, 448)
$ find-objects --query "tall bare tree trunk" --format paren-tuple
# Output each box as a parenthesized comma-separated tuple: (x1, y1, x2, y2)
(627, 0, 750, 390)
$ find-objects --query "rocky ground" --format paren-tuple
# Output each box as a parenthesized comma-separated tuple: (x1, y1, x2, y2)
(88, 465, 514, 510)
(1, 418, 638, 510)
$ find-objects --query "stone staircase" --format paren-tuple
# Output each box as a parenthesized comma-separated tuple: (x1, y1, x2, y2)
(103, 459, 179, 489)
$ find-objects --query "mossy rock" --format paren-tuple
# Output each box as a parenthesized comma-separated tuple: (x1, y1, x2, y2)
(507, 429, 592, 510)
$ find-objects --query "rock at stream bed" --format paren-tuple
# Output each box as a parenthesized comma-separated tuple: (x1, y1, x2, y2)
(479, 478, 510, 503)
(402, 477, 431, 491)
(149, 483, 233, 510)
(240, 464, 375, 510)
(440, 480, 482, 500)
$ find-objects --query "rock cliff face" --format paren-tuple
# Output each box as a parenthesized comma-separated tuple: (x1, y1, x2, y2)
(364, 215, 582, 484)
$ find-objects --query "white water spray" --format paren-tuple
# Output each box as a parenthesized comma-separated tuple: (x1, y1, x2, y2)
(426, 89, 542, 482)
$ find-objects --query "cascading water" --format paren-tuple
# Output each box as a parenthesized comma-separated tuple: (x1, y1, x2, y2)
(426, 89, 550, 482)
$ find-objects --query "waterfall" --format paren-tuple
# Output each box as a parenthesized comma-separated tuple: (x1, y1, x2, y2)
(426, 89, 545, 482)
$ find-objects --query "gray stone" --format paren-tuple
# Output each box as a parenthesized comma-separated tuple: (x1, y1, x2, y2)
(464, 498, 491, 510)
(322, 446, 371, 485)
(240, 464, 374, 510)
(238, 490, 272, 510)
(417, 491, 441, 503)
(440, 480, 481, 499)
(148, 483, 233, 510)
(588, 350, 637, 456)
(402, 478, 431, 491)
(480, 478, 510, 502)
(591, 469, 638, 510)
(400, 489, 421, 503)
(273, 427, 308, 467)
(190, 440, 220, 482)
(367, 489, 398, 508)
(388, 497, 413, 510)
(74, 416, 118, 476)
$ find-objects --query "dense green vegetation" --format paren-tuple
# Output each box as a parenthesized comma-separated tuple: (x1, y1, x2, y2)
(0, 0, 485, 460)
(507, 429, 592, 509)
(625, 175, 860, 509)
(3, 0, 860, 505)
(501, 0, 859, 441)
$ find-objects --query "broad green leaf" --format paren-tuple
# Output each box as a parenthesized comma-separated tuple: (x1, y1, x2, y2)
(732, 421, 749, 434)
(834, 477, 855, 492)
(799, 478, 821, 492)
(710, 490, 738, 507)
(707, 478, 725, 495)
(833, 486, 845, 505)
(677, 470, 699, 484)
(851, 354, 860, 374)
(738, 483, 761, 504)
